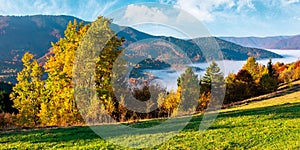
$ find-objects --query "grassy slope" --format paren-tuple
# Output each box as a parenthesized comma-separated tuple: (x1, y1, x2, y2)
(1, 89, 300, 149)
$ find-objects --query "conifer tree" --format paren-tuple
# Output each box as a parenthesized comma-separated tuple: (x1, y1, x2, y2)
(178, 67, 200, 112)
(200, 61, 224, 109)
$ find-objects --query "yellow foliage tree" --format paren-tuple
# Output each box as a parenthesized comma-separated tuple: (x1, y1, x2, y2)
(40, 20, 89, 126)
(10, 52, 44, 127)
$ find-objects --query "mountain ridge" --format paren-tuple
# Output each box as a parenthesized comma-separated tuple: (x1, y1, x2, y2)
(220, 35, 300, 49)
(0, 15, 283, 83)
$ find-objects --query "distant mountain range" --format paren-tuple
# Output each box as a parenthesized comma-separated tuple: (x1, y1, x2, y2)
(221, 35, 300, 50)
(0, 15, 284, 83)
(0, 15, 83, 83)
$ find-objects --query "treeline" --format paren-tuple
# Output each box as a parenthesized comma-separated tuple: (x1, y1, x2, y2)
(224, 57, 300, 104)
(225, 57, 279, 103)
(1, 16, 300, 128)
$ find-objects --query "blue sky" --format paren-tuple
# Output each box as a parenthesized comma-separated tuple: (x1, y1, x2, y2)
(0, 0, 300, 37)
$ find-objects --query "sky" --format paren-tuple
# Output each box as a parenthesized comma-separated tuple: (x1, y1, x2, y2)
(0, 0, 300, 38)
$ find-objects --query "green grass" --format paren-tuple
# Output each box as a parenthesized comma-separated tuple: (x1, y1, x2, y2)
(1, 90, 300, 149)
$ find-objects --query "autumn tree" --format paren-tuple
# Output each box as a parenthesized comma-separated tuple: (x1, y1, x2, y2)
(158, 90, 179, 117)
(10, 52, 44, 127)
(242, 56, 260, 82)
(40, 20, 89, 126)
(224, 73, 237, 104)
(259, 59, 279, 93)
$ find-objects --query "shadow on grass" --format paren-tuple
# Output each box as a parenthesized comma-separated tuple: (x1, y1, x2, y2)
(1, 117, 194, 144)
(0, 126, 101, 144)
(2, 102, 300, 144)
(183, 102, 300, 132)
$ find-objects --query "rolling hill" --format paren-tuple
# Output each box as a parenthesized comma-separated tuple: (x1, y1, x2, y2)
(221, 35, 300, 50)
(269, 35, 300, 49)
(0, 15, 282, 83)
(191, 37, 282, 60)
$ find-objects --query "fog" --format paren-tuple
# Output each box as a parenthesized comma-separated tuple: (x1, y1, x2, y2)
(143, 50, 300, 90)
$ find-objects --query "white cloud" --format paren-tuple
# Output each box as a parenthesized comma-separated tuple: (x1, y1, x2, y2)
(0, 0, 118, 21)
(281, 0, 299, 6)
(174, 0, 236, 22)
(237, 0, 255, 12)
(0, 0, 70, 15)
(122, 4, 169, 24)
(76, 0, 119, 21)
(293, 16, 300, 21)
(110, 4, 212, 38)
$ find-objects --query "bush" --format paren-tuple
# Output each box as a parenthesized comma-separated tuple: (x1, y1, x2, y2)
(259, 74, 279, 93)
(0, 113, 18, 129)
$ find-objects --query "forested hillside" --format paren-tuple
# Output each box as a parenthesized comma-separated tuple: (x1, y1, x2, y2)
(0, 15, 282, 83)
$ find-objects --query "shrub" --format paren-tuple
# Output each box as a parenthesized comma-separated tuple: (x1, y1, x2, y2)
(0, 113, 18, 129)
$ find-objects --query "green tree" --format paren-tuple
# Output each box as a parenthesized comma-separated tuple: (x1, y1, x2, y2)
(267, 59, 276, 77)
(200, 61, 224, 94)
(259, 59, 279, 93)
(178, 67, 200, 112)
(259, 74, 278, 93)
(224, 73, 237, 104)
(73, 16, 123, 123)
(93, 17, 123, 119)
(10, 52, 44, 127)
(200, 61, 224, 109)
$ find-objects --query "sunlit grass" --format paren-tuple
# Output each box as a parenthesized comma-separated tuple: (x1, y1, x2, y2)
(1, 90, 300, 149)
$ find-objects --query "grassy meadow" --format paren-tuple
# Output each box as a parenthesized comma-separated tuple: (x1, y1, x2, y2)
(1, 84, 300, 149)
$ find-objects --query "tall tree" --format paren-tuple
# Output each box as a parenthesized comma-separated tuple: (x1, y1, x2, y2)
(178, 67, 200, 112)
(200, 61, 224, 94)
(224, 73, 237, 104)
(242, 56, 260, 82)
(200, 61, 225, 109)
(93, 17, 123, 119)
(41, 20, 89, 126)
(259, 59, 279, 93)
(73, 16, 123, 123)
(10, 52, 44, 127)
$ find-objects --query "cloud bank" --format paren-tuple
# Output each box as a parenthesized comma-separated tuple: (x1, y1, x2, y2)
(0, 0, 299, 36)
